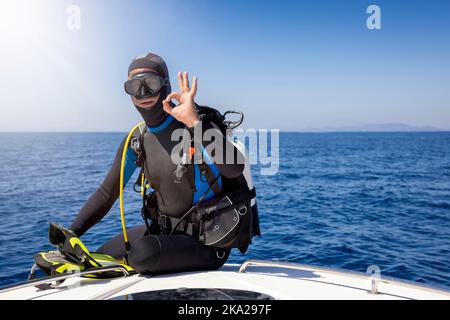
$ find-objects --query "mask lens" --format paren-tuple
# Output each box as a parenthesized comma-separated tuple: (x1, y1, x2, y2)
(144, 75, 164, 94)
(124, 79, 142, 96)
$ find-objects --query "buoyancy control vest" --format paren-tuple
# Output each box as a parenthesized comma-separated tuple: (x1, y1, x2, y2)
(128, 105, 260, 254)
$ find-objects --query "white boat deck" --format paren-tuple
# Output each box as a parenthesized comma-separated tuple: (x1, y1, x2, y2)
(1, 260, 449, 300)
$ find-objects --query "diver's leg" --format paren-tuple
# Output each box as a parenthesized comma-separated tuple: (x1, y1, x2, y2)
(128, 234, 230, 275)
(96, 224, 148, 259)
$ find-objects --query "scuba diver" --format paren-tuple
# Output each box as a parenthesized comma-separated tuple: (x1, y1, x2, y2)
(67, 53, 260, 275)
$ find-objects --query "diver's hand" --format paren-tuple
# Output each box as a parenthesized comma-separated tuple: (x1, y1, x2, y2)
(162, 71, 200, 128)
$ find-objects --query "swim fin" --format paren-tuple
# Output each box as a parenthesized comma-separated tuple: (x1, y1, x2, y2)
(49, 221, 76, 247)
(33, 222, 134, 280)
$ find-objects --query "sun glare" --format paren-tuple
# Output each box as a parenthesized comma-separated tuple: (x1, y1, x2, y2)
(0, 0, 52, 49)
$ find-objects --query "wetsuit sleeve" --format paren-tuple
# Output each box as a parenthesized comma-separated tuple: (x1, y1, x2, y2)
(188, 116, 245, 179)
(69, 136, 138, 237)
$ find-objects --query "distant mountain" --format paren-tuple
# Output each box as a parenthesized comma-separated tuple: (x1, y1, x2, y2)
(299, 123, 446, 132)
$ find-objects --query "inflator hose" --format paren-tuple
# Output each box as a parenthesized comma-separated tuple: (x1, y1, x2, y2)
(119, 121, 145, 262)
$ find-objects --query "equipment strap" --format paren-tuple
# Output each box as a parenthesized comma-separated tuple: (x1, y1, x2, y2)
(155, 212, 199, 237)
(197, 162, 222, 195)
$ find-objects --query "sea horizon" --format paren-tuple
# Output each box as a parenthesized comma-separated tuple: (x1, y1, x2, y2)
(1, 131, 449, 289)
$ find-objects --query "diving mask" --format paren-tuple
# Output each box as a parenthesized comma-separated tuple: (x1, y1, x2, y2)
(124, 72, 168, 99)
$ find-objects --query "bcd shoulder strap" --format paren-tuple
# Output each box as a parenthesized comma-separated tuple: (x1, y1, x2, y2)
(131, 106, 227, 195)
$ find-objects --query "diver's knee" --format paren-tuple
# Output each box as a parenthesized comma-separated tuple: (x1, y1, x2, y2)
(128, 235, 162, 275)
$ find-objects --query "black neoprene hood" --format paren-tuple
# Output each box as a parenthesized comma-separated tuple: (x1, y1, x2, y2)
(128, 52, 172, 127)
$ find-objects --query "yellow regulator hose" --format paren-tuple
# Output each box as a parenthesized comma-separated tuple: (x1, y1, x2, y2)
(120, 121, 145, 258)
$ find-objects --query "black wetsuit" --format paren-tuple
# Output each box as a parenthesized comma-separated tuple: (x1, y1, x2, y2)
(69, 52, 248, 275)
(69, 115, 244, 275)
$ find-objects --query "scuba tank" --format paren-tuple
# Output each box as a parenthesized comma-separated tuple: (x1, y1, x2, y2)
(232, 139, 257, 210)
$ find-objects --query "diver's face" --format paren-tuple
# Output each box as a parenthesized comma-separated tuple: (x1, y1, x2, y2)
(129, 68, 161, 109)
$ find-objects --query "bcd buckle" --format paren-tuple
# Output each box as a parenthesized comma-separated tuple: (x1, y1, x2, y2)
(158, 214, 172, 232)
(174, 164, 187, 183)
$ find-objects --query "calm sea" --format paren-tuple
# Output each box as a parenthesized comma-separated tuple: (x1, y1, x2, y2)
(0, 132, 449, 289)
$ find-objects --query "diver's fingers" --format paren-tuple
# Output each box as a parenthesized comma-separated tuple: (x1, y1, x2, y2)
(177, 72, 183, 92)
(190, 76, 198, 97)
(183, 71, 189, 92)
(162, 99, 173, 114)
(165, 92, 181, 102)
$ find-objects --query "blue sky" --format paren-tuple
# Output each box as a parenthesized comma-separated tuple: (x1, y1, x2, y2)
(0, 0, 449, 131)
